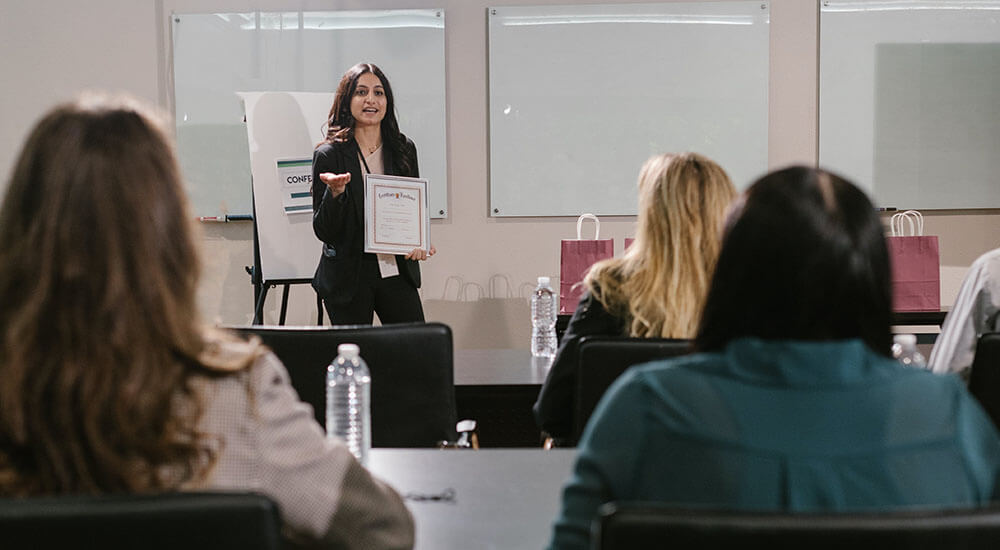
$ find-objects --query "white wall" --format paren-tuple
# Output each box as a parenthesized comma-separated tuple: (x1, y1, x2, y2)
(0, 1, 161, 180)
(2, 0, 998, 342)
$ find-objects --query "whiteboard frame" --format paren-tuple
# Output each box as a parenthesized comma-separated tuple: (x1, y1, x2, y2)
(819, 0, 1000, 209)
(170, 9, 448, 218)
(487, 1, 770, 217)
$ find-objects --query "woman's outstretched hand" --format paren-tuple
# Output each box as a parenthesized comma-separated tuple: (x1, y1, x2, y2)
(319, 172, 350, 196)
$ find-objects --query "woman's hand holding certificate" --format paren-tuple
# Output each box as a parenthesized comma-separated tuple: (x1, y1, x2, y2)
(405, 246, 436, 261)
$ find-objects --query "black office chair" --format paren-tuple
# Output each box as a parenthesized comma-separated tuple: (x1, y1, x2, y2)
(969, 332, 1000, 430)
(573, 337, 692, 442)
(0, 492, 282, 550)
(596, 502, 1000, 550)
(230, 322, 458, 447)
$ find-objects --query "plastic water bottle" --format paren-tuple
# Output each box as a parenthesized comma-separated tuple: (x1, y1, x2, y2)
(892, 334, 926, 369)
(531, 276, 558, 358)
(326, 343, 371, 465)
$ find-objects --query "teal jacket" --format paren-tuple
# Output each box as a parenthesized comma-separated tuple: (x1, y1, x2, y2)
(548, 338, 1000, 550)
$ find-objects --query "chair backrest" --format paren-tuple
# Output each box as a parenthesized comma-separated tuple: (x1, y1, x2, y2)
(230, 322, 458, 447)
(969, 332, 1000, 430)
(0, 492, 281, 550)
(596, 502, 1000, 550)
(574, 337, 692, 442)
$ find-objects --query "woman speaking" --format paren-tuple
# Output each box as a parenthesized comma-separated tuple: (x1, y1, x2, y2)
(312, 63, 434, 325)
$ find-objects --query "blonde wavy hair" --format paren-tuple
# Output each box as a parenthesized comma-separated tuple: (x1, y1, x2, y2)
(585, 152, 737, 338)
(0, 94, 260, 496)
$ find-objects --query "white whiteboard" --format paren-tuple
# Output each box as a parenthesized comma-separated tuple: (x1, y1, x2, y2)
(488, 2, 770, 217)
(819, 1, 1000, 209)
(172, 9, 448, 218)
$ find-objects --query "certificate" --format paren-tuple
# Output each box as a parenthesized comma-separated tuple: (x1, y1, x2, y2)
(364, 174, 430, 255)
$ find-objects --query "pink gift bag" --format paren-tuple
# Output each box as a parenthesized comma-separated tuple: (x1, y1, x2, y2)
(887, 210, 940, 312)
(560, 214, 614, 314)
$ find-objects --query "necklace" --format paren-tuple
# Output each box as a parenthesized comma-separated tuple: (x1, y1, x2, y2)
(361, 141, 380, 155)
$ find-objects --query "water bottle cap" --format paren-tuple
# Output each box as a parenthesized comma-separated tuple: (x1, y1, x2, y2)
(537, 276, 551, 287)
(337, 343, 360, 358)
(893, 334, 917, 346)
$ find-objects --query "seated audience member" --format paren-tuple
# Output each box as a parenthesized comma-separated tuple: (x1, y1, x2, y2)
(928, 246, 1000, 375)
(533, 152, 737, 443)
(0, 95, 414, 550)
(546, 166, 1000, 550)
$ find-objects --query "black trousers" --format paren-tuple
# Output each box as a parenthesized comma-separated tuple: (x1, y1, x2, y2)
(323, 258, 424, 325)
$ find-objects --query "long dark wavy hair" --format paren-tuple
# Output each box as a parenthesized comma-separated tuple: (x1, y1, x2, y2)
(0, 94, 259, 496)
(321, 62, 415, 175)
(694, 166, 893, 357)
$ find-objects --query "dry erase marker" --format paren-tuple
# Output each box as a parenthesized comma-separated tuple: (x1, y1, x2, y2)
(198, 216, 224, 222)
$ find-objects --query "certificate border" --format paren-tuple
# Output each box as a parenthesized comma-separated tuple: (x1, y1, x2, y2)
(364, 174, 430, 255)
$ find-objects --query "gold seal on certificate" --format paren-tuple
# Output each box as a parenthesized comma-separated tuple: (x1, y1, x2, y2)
(364, 174, 431, 255)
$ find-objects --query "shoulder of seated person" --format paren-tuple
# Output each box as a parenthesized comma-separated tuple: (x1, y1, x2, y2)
(577, 291, 600, 312)
(198, 334, 266, 373)
(577, 292, 620, 322)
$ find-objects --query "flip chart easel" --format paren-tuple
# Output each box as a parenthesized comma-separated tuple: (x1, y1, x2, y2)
(241, 91, 335, 324)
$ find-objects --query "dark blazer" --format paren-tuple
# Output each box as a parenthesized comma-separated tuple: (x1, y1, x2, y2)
(311, 136, 421, 305)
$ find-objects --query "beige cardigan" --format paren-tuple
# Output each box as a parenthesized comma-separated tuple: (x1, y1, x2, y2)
(194, 351, 414, 549)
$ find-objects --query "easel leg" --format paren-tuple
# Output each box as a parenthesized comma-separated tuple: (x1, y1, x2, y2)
(279, 284, 290, 325)
(253, 283, 272, 325)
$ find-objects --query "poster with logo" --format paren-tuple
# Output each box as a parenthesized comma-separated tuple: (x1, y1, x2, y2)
(275, 158, 313, 215)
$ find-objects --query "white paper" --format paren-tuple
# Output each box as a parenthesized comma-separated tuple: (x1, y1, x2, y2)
(376, 253, 400, 278)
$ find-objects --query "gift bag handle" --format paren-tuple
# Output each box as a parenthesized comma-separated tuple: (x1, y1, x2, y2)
(909, 210, 924, 235)
(576, 213, 600, 240)
(441, 275, 465, 301)
(890, 210, 923, 236)
(890, 212, 911, 237)
(461, 282, 485, 301)
(489, 274, 514, 298)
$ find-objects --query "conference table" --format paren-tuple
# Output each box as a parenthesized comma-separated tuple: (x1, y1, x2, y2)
(454, 349, 550, 447)
(891, 309, 948, 345)
(368, 448, 575, 550)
